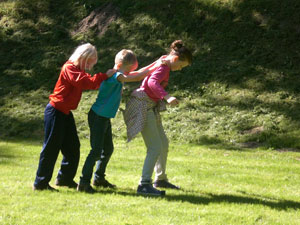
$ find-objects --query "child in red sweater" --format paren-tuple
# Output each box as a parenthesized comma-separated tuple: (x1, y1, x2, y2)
(33, 43, 115, 191)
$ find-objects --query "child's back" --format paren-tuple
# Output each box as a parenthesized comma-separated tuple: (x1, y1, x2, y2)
(92, 72, 124, 118)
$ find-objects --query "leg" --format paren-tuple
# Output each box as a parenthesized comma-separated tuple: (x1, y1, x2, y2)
(140, 110, 163, 184)
(153, 119, 180, 189)
(80, 110, 108, 185)
(56, 112, 80, 185)
(34, 104, 65, 188)
(94, 120, 114, 181)
(154, 119, 169, 181)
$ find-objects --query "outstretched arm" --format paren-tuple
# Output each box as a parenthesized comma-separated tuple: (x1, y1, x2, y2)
(128, 55, 167, 76)
(117, 69, 150, 83)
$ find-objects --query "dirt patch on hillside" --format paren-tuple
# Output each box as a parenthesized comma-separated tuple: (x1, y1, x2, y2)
(241, 126, 264, 135)
(275, 148, 300, 152)
(72, 3, 119, 37)
(238, 142, 262, 149)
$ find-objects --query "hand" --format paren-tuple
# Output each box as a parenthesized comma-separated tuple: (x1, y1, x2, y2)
(168, 97, 179, 106)
(164, 95, 179, 106)
(106, 69, 116, 77)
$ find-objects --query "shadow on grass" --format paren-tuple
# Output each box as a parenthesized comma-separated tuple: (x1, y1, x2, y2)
(189, 135, 261, 151)
(0, 138, 41, 165)
(0, 113, 44, 141)
(191, 131, 300, 151)
(96, 188, 300, 211)
(192, 135, 244, 151)
(206, 95, 300, 125)
(0, 150, 16, 165)
(0, 142, 17, 165)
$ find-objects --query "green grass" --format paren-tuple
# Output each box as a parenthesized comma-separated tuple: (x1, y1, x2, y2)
(1, 138, 300, 224)
(1, 2, 300, 222)
(1, 1, 300, 222)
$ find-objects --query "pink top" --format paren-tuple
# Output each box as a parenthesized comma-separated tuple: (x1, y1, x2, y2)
(140, 64, 170, 102)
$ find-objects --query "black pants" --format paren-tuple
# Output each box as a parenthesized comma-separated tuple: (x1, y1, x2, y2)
(34, 103, 80, 188)
(80, 109, 114, 184)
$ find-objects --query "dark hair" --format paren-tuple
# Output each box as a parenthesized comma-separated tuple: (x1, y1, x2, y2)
(170, 40, 192, 65)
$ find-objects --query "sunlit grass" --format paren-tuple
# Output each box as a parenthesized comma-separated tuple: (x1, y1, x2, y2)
(1, 139, 300, 224)
(1, 1, 300, 222)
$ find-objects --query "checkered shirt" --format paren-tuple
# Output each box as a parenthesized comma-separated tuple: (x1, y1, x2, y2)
(123, 88, 166, 142)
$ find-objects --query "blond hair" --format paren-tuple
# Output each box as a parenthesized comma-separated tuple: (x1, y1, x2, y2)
(69, 43, 98, 70)
(114, 49, 137, 68)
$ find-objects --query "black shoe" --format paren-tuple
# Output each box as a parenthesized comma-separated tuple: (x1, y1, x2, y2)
(93, 179, 116, 188)
(77, 183, 96, 194)
(55, 179, 78, 189)
(33, 184, 58, 192)
(153, 180, 180, 190)
(137, 184, 165, 196)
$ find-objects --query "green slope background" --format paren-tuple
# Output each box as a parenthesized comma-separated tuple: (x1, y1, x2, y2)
(1, 0, 300, 150)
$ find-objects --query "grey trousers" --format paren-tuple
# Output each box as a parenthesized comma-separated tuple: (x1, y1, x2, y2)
(140, 110, 169, 184)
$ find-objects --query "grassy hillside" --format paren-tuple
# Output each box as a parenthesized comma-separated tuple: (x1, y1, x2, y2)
(1, 0, 300, 149)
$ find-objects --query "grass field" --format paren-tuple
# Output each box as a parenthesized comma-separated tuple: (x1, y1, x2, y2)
(1, 1, 300, 224)
(1, 138, 300, 224)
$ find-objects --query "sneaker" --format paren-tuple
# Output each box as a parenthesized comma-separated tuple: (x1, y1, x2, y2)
(33, 184, 58, 192)
(93, 179, 116, 188)
(77, 183, 96, 194)
(137, 184, 166, 196)
(153, 180, 180, 190)
(55, 179, 78, 189)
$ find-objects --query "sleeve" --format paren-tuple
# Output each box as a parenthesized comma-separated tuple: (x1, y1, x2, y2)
(146, 65, 169, 99)
(107, 72, 122, 83)
(129, 55, 168, 76)
(113, 72, 122, 83)
(63, 64, 108, 90)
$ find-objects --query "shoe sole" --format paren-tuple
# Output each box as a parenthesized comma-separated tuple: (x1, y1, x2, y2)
(77, 189, 96, 194)
(154, 186, 180, 190)
(93, 184, 116, 188)
(56, 184, 77, 189)
(137, 190, 166, 196)
(77, 186, 96, 194)
(93, 182, 116, 189)
(55, 180, 78, 189)
(33, 186, 58, 192)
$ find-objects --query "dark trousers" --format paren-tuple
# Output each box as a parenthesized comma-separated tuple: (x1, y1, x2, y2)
(34, 103, 80, 188)
(80, 109, 114, 184)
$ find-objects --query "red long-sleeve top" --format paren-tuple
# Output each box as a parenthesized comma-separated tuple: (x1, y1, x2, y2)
(49, 61, 108, 115)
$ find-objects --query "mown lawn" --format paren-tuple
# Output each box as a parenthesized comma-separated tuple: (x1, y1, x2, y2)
(0, 138, 300, 224)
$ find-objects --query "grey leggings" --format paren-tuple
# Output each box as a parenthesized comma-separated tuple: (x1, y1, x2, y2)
(140, 110, 169, 184)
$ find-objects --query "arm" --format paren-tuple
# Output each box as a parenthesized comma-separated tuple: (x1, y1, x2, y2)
(89, 69, 116, 89)
(150, 73, 178, 106)
(117, 69, 150, 83)
(64, 64, 115, 90)
(146, 65, 169, 99)
(128, 55, 168, 76)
